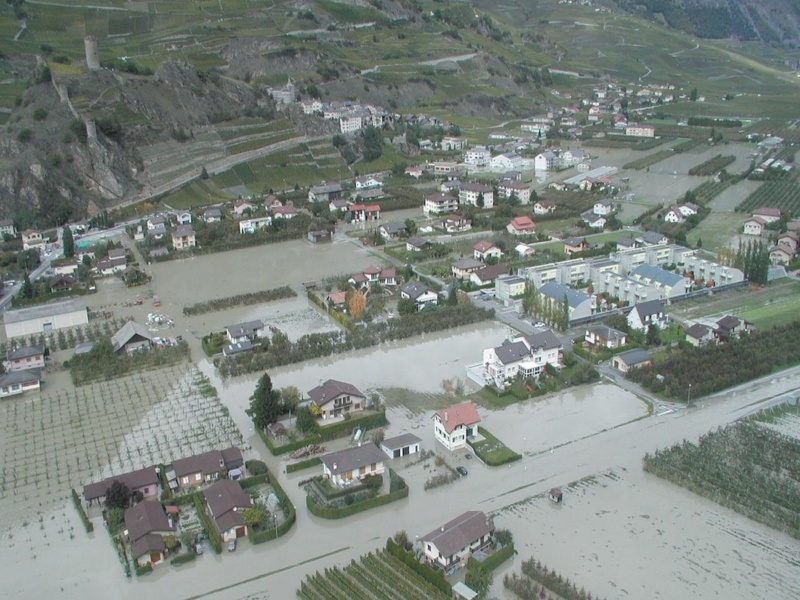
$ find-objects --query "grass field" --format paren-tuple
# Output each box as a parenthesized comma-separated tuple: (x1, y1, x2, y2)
(161, 179, 234, 210)
(686, 212, 743, 252)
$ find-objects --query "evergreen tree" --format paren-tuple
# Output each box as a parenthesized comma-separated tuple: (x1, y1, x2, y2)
(246, 373, 281, 430)
(21, 275, 33, 299)
(62, 226, 75, 258)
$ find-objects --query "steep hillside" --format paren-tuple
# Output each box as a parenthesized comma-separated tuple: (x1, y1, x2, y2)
(615, 0, 800, 46)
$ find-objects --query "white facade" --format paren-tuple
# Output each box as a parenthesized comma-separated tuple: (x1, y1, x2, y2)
(625, 124, 655, 138)
(239, 217, 272, 234)
(424, 193, 459, 215)
(4, 299, 89, 339)
(534, 151, 557, 171)
(464, 146, 490, 166)
(459, 184, 494, 209)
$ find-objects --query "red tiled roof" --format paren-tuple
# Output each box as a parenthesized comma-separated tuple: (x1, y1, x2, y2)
(435, 402, 481, 434)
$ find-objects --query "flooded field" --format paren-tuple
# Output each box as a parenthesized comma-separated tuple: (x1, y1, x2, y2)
(490, 467, 800, 600)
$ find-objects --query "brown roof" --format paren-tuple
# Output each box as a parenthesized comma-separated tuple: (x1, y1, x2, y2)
(753, 207, 781, 218)
(131, 533, 166, 560)
(473, 240, 496, 253)
(685, 323, 710, 339)
(172, 447, 243, 479)
(472, 264, 509, 283)
(83, 466, 160, 502)
(421, 511, 494, 559)
(716, 315, 741, 331)
(509, 216, 535, 230)
(307, 379, 365, 406)
(434, 402, 481, 434)
(204, 480, 252, 534)
(320, 442, 387, 474)
(124, 501, 174, 543)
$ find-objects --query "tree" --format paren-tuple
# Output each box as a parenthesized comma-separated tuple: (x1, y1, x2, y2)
(105, 480, 131, 510)
(646, 324, 661, 346)
(348, 289, 367, 320)
(242, 504, 267, 528)
(465, 566, 492, 600)
(447, 281, 459, 306)
(404, 218, 417, 235)
(371, 428, 385, 446)
(20, 275, 33, 299)
(397, 296, 417, 315)
(690, 87, 698, 102)
(295, 406, 317, 435)
(360, 125, 384, 161)
(246, 373, 281, 430)
(62, 226, 75, 258)
(476, 193, 484, 208)
(278, 386, 301, 414)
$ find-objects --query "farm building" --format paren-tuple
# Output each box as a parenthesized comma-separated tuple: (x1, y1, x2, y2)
(3, 299, 89, 339)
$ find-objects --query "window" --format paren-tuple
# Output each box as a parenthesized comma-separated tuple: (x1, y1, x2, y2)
(181, 477, 189, 485)
(195, 473, 202, 481)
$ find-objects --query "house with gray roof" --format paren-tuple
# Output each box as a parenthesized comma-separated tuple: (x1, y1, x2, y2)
(111, 321, 154, 355)
(83, 466, 161, 505)
(627, 299, 667, 331)
(482, 329, 562, 387)
(308, 182, 343, 203)
(320, 442, 387, 487)
(169, 447, 244, 491)
(380, 433, 422, 459)
(685, 323, 713, 347)
(307, 379, 366, 420)
(5, 345, 45, 372)
(399, 280, 438, 310)
(537, 282, 596, 321)
(225, 319, 265, 344)
(612, 348, 651, 374)
(421, 511, 495, 569)
(452, 258, 484, 279)
(584, 325, 627, 349)
(637, 231, 669, 246)
(0, 368, 42, 398)
(629, 264, 689, 298)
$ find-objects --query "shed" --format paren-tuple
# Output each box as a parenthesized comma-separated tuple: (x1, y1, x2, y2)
(111, 321, 154, 355)
(452, 582, 478, 600)
(380, 433, 422, 459)
(549, 487, 563, 503)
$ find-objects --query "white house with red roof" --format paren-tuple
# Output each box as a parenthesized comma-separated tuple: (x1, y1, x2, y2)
(507, 216, 536, 236)
(348, 204, 380, 222)
(433, 402, 481, 451)
(753, 207, 781, 223)
(473, 240, 504, 262)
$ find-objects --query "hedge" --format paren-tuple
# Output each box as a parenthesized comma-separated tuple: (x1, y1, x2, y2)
(259, 430, 322, 456)
(135, 564, 152, 577)
(286, 457, 322, 474)
(71, 488, 93, 533)
(239, 473, 270, 489)
(306, 472, 408, 519)
(183, 286, 296, 316)
(170, 492, 199, 507)
(250, 466, 296, 545)
(386, 537, 451, 596)
(170, 552, 197, 566)
(192, 493, 222, 553)
(468, 543, 515, 573)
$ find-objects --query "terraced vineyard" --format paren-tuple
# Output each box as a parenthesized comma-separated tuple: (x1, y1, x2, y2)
(297, 550, 451, 600)
(736, 181, 800, 215)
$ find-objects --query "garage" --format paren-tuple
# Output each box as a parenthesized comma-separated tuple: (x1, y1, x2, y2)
(380, 433, 422, 460)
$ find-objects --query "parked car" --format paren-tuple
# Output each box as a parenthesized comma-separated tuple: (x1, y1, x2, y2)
(464, 453, 473, 460)
(533, 321, 545, 328)
(227, 538, 237, 552)
(456, 466, 468, 477)
(195, 543, 203, 555)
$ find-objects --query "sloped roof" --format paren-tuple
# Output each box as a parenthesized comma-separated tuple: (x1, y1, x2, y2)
(399, 280, 434, 301)
(631, 265, 684, 288)
(523, 329, 562, 351)
(204, 480, 251, 534)
(83, 466, 160, 501)
(538, 282, 591, 309)
(7, 345, 44, 361)
(421, 511, 494, 559)
(473, 240, 497, 253)
(225, 320, 265, 338)
(131, 533, 166, 560)
(434, 402, 480, 434)
(615, 348, 650, 367)
(631, 299, 664, 320)
(172, 447, 243, 478)
(508, 216, 535, 230)
(320, 442, 387, 474)
(493, 340, 530, 365)
(685, 323, 710, 339)
(111, 321, 154, 352)
(381, 433, 422, 451)
(0, 368, 41, 388)
(308, 379, 365, 405)
(125, 501, 174, 543)
(472, 264, 509, 283)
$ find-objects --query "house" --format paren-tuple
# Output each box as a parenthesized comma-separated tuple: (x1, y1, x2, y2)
(497, 179, 532, 204)
(743, 216, 769, 236)
(223, 340, 253, 357)
(482, 329, 563, 387)
(327, 291, 347, 309)
(171, 225, 196, 250)
(380, 433, 422, 459)
(5, 345, 45, 372)
(753, 207, 781, 223)
(663, 206, 685, 224)
(464, 146, 491, 166)
(0, 218, 17, 238)
(714, 315, 747, 341)
(433, 402, 481, 451)
(452, 258, 484, 279)
(441, 136, 465, 151)
(533, 199, 557, 215)
(629, 265, 689, 298)
(404, 165, 424, 178)
(563, 237, 588, 255)
(354, 175, 382, 190)
(111, 321, 154, 355)
(203, 208, 223, 223)
(776, 231, 799, 253)
(678, 203, 699, 217)
(83, 466, 161, 506)
(239, 216, 272, 234)
(490, 153, 522, 172)
(204, 480, 252, 542)
(272, 205, 296, 219)
(0, 368, 41, 397)
(495, 274, 527, 301)
(627, 299, 667, 331)
(470, 264, 509, 287)
(473, 240, 503, 262)
(232, 199, 256, 216)
(637, 231, 669, 246)
(440, 179, 462, 194)
(22, 229, 45, 250)
(770, 244, 793, 265)
(309, 182, 343, 203)
(581, 210, 606, 229)
(443, 213, 472, 233)
(96, 255, 127, 276)
(612, 348, 651, 373)
(125, 501, 176, 568)
(176, 211, 192, 225)
(515, 243, 534, 257)
(4, 298, 89, 340)
(48, 274, 76, 293)
(534, 151, 557, 171)
(424, 192, 459, 215)
(593, 200, 615, 216)
(379, 268, 397, 286)
(225, 320, 265, 344)
(406, 236, 433, 252)
(380, 222, 407, 239)
(147, 216, 166, 231)
(308, 230, 332, 244)
(585, 325, 627, 349)
(625, 124, 655, 138)
(616, 237, 638, 250)
(307, 379, 366, 420)
(320, 442, 387, 487)
(563, 148, 590, 165)
(170, 447, 245, 491)
(685, 323, 713, 347)
(459, 183, 494, 209)
(538, 282, 596, 321)
(421, 511, 495, 570)
(507, 216, 536, 236)
(348, 204, 380, 222)
(399, 280, 438, 310)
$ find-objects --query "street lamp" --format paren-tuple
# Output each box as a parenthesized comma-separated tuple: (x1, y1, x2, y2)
(687, 383, 692, 405)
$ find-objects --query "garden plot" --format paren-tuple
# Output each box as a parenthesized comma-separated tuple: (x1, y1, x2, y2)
(0, 366, 244, 533)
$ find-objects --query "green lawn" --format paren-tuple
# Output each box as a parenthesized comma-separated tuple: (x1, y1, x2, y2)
(162, 180, 234, 210)
(686, 212, 744, 253)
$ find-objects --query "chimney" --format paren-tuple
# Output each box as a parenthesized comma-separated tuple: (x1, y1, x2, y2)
(444, 412, 448, 422)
